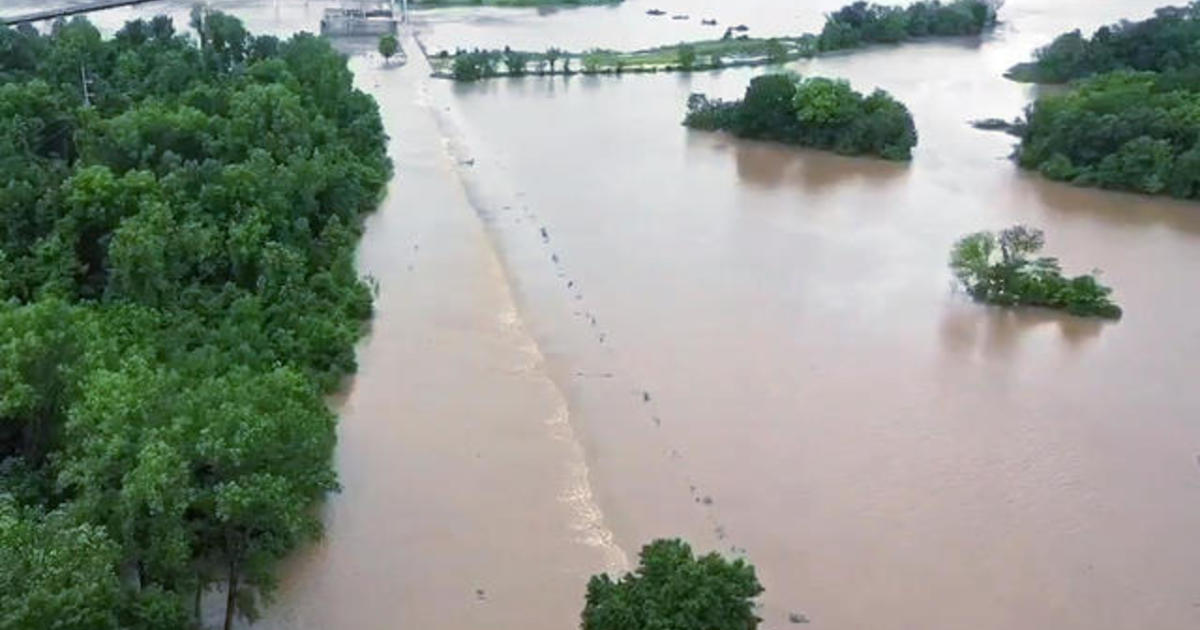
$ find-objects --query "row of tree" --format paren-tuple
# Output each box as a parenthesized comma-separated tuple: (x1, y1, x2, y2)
(684, 73, 918, 160)
(1010, 4, 1200, 199)
(818, 0, 998, 51)
(0, 9, 389, 630)
(441, 0, 1003, 81)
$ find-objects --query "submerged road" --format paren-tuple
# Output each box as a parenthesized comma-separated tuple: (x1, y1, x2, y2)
(1, 0, 163, 25)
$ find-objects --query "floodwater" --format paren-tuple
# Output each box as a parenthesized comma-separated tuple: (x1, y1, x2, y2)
(12, 1, 1200, 629)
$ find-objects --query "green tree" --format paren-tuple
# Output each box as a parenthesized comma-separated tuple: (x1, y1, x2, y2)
(677, 43, 697, 70)
(545, 47, 563, 73)
(0, 497, 123, 630)
(582, 539, 764, 630)
(378, 34, 399, 63)
(793, 77, 860, 125)
(504, 47, 531, 75)
(765, 38, 788, 63)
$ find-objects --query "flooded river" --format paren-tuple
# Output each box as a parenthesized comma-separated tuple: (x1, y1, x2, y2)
(11, 1, 1200, 629)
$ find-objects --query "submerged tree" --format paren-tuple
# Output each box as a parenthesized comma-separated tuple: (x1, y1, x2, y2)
(684, 72, 918, 160)
(950, 225, 1122, 318)
(378, 34, 399, 63)
(582, 539, 764, 630)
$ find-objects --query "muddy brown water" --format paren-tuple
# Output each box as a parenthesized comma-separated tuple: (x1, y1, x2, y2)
(11, 1, 1200, 629)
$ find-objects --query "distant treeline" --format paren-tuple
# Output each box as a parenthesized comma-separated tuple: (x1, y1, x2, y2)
(434, 0, 1000, 81)
(819, 0, 998, 51)
(1009, 4, 1200, 199)
(684, 73, 918, 161)
(1007, 3, 1200, 83)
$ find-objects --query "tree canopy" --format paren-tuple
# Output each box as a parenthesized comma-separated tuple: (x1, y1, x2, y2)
(818, 0, 997, 51)
(582, 539, 764, 630)
(1009, 4, 1200, 198)
(685, 73, 918, 160)
(1008, 3, 1200, 84)
(0, 9, 388, 629)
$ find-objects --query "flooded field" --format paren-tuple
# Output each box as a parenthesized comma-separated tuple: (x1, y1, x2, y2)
(11, 1, 1200, 629)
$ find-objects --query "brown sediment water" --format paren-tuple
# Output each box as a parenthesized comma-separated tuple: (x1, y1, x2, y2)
(16, 1, 1200, 629)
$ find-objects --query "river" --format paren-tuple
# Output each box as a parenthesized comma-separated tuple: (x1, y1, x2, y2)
(9, 1, 1200, 629)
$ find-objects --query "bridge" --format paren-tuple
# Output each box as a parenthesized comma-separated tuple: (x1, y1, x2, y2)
(1, 0, 164, 26)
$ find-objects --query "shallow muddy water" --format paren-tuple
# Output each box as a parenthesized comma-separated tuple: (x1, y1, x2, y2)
(13, 1, 1200, 629)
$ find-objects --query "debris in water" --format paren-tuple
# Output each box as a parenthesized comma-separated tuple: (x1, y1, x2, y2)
(642, 391, 651, 402)
(460, 158, 475, 166)
(702, 495, 713, 505)
(788, 612, 810, 624)
(652, 416, 661, 427)
(551, 253, 559, 263)
(475, 588, 486, 601)
(540, 227, 549, 241)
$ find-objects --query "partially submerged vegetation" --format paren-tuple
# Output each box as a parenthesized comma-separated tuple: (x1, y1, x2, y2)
(951, 226, 1122, 319)
(431, 0, 1000, 80)
(684, 73, 918, 160)
(0, 9, 388, 629)
(818, 0, 999, 52)
(1006, 3, 1200, 199)
(582, 539, 764, 630)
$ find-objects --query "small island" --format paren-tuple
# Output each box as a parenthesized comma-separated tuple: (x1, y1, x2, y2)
(951, 225, 1122, 319)
(430, 0, 1000, 80)
(1004, 4, 1200, 199)
(683, 73, 918, 161)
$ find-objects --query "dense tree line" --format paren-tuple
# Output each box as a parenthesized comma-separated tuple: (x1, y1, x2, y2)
(951, 226, 1121, 319)
(1018, 71, 1200, 197)
(1010, 4, 1200, 198)
(0, 9, 388, 630)
(818, 0, 998, 51)
(582, 539, 764, 630)
(1007, 3, 1200, 83)
(684, 73, 918, 160)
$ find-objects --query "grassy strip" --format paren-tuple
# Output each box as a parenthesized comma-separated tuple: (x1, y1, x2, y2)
(427, 35, 821, 80)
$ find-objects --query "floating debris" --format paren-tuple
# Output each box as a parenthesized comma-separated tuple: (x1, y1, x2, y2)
(788, 612, 810, 624)
(646, 8, 666, 16)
